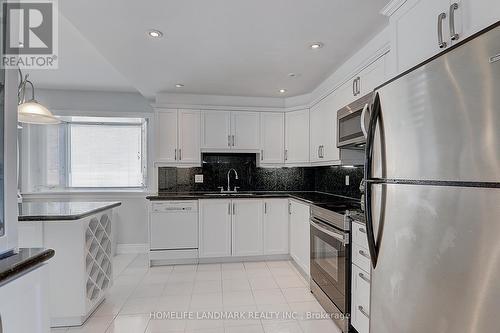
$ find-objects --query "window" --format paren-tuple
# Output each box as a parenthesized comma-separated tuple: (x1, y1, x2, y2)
(21, 116, 147, 191)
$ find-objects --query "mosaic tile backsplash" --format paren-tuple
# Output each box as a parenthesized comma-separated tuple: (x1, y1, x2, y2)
(158, 153, 364, 199)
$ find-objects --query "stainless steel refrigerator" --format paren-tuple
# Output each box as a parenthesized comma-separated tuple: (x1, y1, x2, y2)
(364, 22, 500, 332)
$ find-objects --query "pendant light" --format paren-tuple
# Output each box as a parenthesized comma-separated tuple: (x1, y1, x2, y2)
(17, 69, 60, 124)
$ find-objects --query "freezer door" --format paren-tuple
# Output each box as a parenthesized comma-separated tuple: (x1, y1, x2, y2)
(370, 184, 500, 333)
(371, 24, 500, 182)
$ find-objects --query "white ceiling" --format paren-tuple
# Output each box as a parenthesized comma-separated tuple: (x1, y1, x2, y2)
(37, 0, 389, 99)
(26, 13, 137, 93)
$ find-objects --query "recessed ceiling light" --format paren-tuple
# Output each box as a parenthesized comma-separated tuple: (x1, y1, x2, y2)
(310, 42, 324, 50)
(147, 30, 163, 38)
(279, 89, 287, 94)
(175, 84, 184, 88)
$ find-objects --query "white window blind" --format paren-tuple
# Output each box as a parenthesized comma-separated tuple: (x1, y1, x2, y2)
(22, 116, 147, 191)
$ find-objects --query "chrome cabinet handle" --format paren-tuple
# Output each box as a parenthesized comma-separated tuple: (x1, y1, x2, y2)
(261, 150, 264, 161)
(356, 77, 361, 95)
(178, 149, 181, 160)
(358, 306, 370, 318)
(449, 3, 459, 41)
(232, 202, 236, 215)
(359, 249, 370, 259)
(228, 202, 231, 215)
(352, 78, 356, 96)
(228, 135, 231, 147)
(231, 135, 235, 147)
(284, 149, 288, 161)
(359, 272, 371, 283)
(174, 148, 177, 160)
(0, 312, 3, 333)
(264, 202, 267, 214)
(359, 227, 366, 234)
(437, 12, 447, 49)
(288, 202, 291, 215)
(321, 145, 324, 158)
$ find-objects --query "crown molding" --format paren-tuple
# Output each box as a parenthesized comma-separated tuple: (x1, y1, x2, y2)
(381, 0, 408, 17)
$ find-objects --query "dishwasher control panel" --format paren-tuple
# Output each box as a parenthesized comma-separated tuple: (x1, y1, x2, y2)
(151, 201, 198, 213)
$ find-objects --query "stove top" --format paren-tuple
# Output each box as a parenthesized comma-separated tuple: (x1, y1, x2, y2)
(314, 198, 361, 215)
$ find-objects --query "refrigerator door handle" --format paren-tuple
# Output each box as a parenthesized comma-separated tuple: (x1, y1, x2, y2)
(364, 92, 381, 268)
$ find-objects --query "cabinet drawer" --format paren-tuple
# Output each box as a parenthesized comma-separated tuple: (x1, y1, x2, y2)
(352, 243, 371, 273)
(352, 222, 369, 249)
(351, 264, 371, 333)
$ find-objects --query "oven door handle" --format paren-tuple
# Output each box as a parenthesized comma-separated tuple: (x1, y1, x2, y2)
(310, 218, 348, 245)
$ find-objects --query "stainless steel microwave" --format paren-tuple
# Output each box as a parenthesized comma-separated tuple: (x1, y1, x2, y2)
(337, 92, 373, 149)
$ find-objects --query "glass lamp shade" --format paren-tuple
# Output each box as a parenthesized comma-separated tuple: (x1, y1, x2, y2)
(18, 100, 60, 124)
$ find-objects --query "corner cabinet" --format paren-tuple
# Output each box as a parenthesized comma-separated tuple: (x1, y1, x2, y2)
(387, 0, 500, 74)
(201, 110, 260, 151)
(155, 108, 201, 166)
(310, 92, 340, 165)
(285, 109, 310, 166)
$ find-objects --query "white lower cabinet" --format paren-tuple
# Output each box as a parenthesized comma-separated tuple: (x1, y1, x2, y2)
(351, 221, 371, 333)
(289, 199, 310, 275)
(232, 200, 263, 256)
(351, 264, 371, 333)
(0, 264, 50, 333)
(199, 199, 232, 258)
(199, 198, 290, 259)
(263, 199, 289, 255)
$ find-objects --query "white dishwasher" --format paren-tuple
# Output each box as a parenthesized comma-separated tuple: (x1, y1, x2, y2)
(149, 201, 198, 264)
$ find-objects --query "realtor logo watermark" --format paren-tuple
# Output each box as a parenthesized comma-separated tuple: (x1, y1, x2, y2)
(2, 0, 58, 69)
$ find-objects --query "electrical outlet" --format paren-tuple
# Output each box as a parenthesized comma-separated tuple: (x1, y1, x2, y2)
(195, 174, 204, 183)
(345, 175, 350, 186)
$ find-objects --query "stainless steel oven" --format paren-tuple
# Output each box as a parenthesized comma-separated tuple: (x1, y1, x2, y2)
(310, 205, 351, 332)
(337, 92, 373, 149)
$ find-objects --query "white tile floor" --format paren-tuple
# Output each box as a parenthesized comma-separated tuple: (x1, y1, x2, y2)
(51, 254, 341, 333)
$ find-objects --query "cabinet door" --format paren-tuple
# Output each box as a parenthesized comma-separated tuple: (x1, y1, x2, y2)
(358, 55, 386, 96)
(351, 265, 371, 333)
(156, 109, 178, 163)
(201, 111, 231, 149)
(394, 0, 450, 73)
(199, 200, 232, 258)
(285, 109, 310, 165)
(0, 265, 50, 333)
(289, 200, 310, 274)
(232, 200, 263, 256)
(231, 112, 260, 150)
(455, 0, 500, 42)
(260, 112, 284, 164)
(263, 199, 289, 255)
(336, 78, 357, 110)
(178, 109, 201, 164)
(309, 104, 322, 163)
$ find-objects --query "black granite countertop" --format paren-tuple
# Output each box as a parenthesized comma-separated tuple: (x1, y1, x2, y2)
(147, 191, 360, 205)
(18, 201, 122, 221)
(0, 248, 55, 286)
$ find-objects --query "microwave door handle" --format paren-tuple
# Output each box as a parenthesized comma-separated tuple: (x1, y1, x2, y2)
(360, 103, 369, 138)
(364, 92, 382, 269)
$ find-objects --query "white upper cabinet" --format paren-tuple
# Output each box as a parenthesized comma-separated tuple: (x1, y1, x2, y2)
(201, 111, 232, 149)
(357, 56, 386, 96)
(260, 112, 284, 165)
(232, 200, 263, 257)
(178, 110, 201, 164)
(285, 109, 310, 165)
(156, 109, 178, 163)
(202, 110, 260, 150)
(388, 0, 499, 74)
(156, 109, 201, 165)
(310, 92, 340, 165)
(455, 0, 500, 41)
(231, 112, 260, 150)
